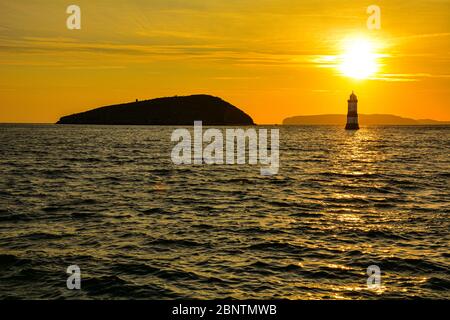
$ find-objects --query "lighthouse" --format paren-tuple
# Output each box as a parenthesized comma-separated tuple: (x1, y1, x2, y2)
(345, 91, 359, 130)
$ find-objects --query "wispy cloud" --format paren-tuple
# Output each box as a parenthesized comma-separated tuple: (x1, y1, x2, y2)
(0, 36, 328, 68)
(395, 32, 450, 41)
(370, 73, 450, 82)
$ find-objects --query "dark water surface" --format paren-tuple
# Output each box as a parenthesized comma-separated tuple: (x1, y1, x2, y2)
(0, 124, 448, 299)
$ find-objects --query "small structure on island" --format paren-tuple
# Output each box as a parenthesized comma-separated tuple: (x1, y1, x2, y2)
(345, 91, 359, 130)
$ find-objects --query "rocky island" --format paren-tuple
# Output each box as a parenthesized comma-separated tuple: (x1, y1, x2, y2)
(57, 94, 254, 125)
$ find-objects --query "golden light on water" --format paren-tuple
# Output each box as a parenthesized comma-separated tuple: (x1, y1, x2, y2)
(338, 37, 382, 80)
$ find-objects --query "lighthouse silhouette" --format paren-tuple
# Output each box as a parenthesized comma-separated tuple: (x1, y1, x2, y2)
(345, 91, 359, 130)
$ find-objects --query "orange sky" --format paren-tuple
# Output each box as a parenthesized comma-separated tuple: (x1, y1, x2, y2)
(0, 0, 449, 124)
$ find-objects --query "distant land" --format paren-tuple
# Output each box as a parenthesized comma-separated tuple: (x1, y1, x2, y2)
(283, 114, 450, 126)
(57, 94, 254, 125)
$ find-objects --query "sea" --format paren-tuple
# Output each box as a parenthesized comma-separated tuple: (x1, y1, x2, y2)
(0, 124, 448, 299)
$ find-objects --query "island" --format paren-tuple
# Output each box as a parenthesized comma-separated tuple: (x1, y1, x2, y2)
(57, 94, 255, 125)
(283, 114, 450, 126)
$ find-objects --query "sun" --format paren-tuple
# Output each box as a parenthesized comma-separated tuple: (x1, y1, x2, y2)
(339, 38, 381, 80)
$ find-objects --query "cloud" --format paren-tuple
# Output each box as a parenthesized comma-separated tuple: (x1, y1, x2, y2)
(395, 32, 450, 41)
(0, 35, 329, 69)
(370, 73, 450, 82)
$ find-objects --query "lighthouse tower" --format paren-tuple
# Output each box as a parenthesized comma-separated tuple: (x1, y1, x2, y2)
(345, 91, 359, 130)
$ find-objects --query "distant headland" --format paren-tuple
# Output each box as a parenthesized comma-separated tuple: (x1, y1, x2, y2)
(283, 114, 450, 126)
(57, 94, 254, 125)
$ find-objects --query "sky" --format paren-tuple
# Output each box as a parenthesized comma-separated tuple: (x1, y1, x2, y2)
(0, 0, 449, 124)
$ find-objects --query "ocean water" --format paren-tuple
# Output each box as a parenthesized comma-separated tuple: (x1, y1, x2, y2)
(0, 124, 448, 299)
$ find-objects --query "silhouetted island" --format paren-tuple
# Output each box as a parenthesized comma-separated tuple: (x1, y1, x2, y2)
(57, 94, 254, 125)
(283, 114, 450, 126)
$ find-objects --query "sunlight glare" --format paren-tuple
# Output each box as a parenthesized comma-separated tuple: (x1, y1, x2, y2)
(339, 38, 381, 80)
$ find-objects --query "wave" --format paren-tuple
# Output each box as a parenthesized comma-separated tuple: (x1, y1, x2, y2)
(349, 256, 449, 273)
(0, 210, 32, 222)
(0, 254, 30, 267)
(145, 238, 211, 248)
(422, 276, 450, 291)
(247, 242, 310, 255)
(81, 275, 180, 299)
(22, 232, 73, 241)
